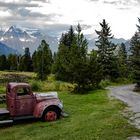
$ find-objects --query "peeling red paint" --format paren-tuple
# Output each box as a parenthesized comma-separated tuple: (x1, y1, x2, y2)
(33, 99, 61, 118)
(4, 82, 63, 119)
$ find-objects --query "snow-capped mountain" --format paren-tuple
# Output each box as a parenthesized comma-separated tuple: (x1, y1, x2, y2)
(0, 26, 130, 55)
(0, 26, 58, 54)
(4, 26, 31, 39)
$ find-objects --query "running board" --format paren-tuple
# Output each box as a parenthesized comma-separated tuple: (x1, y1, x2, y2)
(0, 120, 13, 125)
(13, 115, 36, 121)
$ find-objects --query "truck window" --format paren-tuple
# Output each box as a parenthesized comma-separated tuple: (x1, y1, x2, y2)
(16, 87, 30, 96)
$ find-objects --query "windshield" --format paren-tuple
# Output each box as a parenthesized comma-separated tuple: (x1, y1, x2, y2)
(16, 87, 30, 96)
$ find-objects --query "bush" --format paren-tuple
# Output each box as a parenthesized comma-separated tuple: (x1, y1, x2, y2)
(0, 85, 5, 94)
(59, 82, 75, 92)
(29, 80, 75, 92)
(30, 81, 41, 91)
(47, 74, 56, 82)
(43, 81, 75, 92)
(99, 79, 112, 88)
(115, 78, 132, 84)
(43, 81, 59, 91)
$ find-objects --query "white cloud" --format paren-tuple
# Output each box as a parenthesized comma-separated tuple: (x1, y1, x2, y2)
(0, 10, 11, 17)
(0, 0, 140, 39)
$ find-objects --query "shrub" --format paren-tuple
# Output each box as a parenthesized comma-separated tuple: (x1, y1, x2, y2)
(47, 74, 56, 82)
(99, 79, 111, 88)
(30, 81, 41, 91)
(59, 82, 75, 92)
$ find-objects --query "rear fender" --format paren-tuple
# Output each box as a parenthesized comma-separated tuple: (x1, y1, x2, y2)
(33, 99, 63, 118)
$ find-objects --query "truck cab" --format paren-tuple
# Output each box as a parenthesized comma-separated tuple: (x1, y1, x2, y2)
(0, 82, 64, 122)
(6, 82, 36, 117)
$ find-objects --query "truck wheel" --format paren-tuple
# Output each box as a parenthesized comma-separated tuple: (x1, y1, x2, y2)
(42, 108, 60, 122)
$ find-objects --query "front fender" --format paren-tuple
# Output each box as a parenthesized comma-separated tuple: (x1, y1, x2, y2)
(33, 99, 63, 118)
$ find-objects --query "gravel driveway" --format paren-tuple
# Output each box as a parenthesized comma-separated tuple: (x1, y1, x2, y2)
(108, 85, 140, 113)
(108, 84, 140, 140)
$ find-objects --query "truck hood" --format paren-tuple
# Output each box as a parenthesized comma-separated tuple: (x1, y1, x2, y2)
(34, 92, 58, 101)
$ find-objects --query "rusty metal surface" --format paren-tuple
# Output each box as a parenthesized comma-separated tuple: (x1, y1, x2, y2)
(33, 99, 62, 118)
(15, 95, 36, 116)
(4, 82, 63, 119)
(6, 82, 36, 116)
(6, 94, 15, 116)
(7, 82, 31, 90)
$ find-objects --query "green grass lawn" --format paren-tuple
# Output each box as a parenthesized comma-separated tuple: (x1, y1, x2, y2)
(0, 90, 140, 140)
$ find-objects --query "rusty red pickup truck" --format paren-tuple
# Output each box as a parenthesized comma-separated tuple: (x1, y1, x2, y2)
(0, 82, 66, 125)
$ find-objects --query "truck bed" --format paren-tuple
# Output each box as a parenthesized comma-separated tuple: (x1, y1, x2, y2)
(0, 109, 13, 125)
(0, 108, 10, 116)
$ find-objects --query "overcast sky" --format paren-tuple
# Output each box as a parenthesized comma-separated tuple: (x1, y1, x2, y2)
(0, 0, 140, 39)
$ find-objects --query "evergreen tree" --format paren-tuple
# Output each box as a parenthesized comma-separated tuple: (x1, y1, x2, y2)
(36, 40, 53, 80)
(32, 50, 38, 72)
(7, 54, 18, 70)
(88, 50, 103, 87)
(71, 24, 89, 90)
(17, 55, 21, 71)
(136, 18, 140, 32)
(53, 26, 76, 81)
(0, 55, 8, 70)
(117, 43, 128, 78)
(19, 48, 33, 71)
(130, 32, 140, 86)
(53, 25, 92, 91)
(95, 19, 118, 80)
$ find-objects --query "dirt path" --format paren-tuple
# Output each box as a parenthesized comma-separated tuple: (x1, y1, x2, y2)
(108, 84, 140, 140)
(108, 85, 140, 114)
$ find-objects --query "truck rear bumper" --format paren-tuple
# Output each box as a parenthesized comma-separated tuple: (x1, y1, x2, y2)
(0, 108, 10, 116)
(0, 120, 13, 125)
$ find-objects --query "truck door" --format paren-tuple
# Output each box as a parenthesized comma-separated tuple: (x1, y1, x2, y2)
(15, 87, 36, 116)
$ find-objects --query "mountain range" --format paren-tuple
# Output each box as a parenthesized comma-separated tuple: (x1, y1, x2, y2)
(0, 26, 130, 55)
(87, 37, 129, 52)
(0, 26, 58, 55)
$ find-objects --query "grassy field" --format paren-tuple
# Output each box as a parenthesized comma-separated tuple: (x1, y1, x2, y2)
(0, 71, 140, 140)
(0, 90, 140, 140)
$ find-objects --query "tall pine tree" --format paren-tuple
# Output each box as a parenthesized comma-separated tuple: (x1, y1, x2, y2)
(0, 55, 8, 70)
(130, 31, 140, 86)
(53, 24, 93, 91)
(35, 40, 53, 80)
(117, 43, 128, 78)
(18, 48, 33, 71)
(53, 26, 76, 81)
(32, 50, 38, 72)
(7, 54, 18, 70)
(88, 50, 103, 88)
(95, 19, 118, 80)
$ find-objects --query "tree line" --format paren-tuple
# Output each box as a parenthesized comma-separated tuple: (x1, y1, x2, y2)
(0, 18, 140, 91)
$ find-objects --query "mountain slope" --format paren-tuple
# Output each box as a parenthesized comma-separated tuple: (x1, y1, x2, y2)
(87, 37, 128, 51)
(0, 42, 17, 55)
